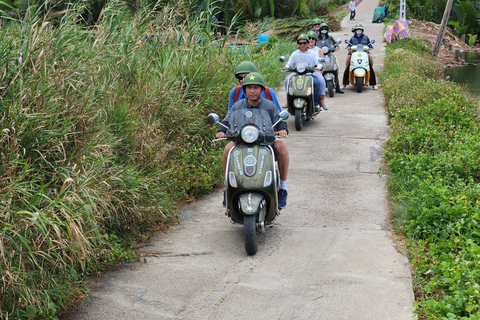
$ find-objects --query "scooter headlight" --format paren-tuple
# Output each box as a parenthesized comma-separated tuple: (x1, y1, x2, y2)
(296, 63, 306, 73)
(322, 46, 329, 54)
(241, 126, 259, 143)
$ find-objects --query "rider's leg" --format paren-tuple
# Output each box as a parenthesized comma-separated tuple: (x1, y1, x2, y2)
(274, 140, 289, 208)
(274, 140, 289, 181)
(368, 53, 377, 87)
(342, 54, 352, 86)
(312, 76, 321, 106)
(313, 71, 328, 110)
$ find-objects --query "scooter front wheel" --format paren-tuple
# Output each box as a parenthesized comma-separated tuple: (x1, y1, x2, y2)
(356, 77, 364, 93)
(295, 108, 304, 131)
(244, 215, 258, 255)
(327, 81, 334, 97)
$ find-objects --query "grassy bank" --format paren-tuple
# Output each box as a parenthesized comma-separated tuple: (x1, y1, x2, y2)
(382, 38, 480, 319)
(0, 3, 294, 318)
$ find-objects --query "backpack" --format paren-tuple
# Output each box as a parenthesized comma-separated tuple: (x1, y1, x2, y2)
(233, 86, 272, 104)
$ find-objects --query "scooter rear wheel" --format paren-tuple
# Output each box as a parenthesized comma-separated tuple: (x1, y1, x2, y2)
(244, 215, 258, 255)
(295, 108, 304, 131)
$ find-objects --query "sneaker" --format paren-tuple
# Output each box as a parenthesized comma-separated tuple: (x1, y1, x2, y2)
(321, 103, 329, 111)
(314, 104, 320, 112)
(336, 87, 345, 94)
(278, 189, 288, 209)
(372, 85, 378, 90)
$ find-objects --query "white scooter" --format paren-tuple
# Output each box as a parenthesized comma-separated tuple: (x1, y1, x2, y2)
(345, 39, 375, 93)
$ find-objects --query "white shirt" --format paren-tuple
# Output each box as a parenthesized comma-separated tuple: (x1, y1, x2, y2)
(349, 0, 356, 11)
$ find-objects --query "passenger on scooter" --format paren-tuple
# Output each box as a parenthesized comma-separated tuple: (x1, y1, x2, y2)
(228, 61, 282, 112)
(283, 34, 327, 112)
(342, 24, 377, 90)
(311, 18, 322, 37)
(306, 31, 329, 109)
(216, 72, 290, 208)
(316, 23, 344, 93)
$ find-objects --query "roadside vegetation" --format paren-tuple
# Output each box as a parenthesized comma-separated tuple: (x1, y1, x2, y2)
(0, 1, 305, 318)
(382, 37, 480, 319)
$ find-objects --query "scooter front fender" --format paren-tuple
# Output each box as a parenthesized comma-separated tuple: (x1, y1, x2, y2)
(353, 68, 366, 77)
(293, 97, 307, 109)
(238, 193, 265, 215)
(323, 72, 335, 82)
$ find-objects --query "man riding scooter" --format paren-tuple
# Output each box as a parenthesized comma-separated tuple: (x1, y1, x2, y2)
(228, 61, 282, 112)
(342, 24, 377, 90)
(283, 34, 327, 111)
(216, 72, 290, 209)
(316, 22, 344, 94)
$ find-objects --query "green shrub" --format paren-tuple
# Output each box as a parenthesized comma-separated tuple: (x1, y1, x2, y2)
(382, 33, 480, 319)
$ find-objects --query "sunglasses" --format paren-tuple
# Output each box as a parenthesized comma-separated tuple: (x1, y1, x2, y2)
(298, 41, 308, 45)
(313, 24, 320, 26)
(308, 37, 316, 40)
(236, 75, 246, 80)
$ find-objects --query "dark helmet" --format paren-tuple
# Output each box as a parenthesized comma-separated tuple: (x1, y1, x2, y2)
(235, 61, 258, 77)
(352, 23, 364, 32)
(242, 72, 265, 90)
(312, 18, 322, 25)
(306, 31, 318, 40)
(297, 34, 309, 43)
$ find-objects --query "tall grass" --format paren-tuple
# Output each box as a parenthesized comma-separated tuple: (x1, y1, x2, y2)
(382, 38, 480, 319)
(0, 1, 289, 318)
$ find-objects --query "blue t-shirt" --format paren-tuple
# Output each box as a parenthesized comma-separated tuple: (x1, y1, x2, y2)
(228, 87, 282, 112)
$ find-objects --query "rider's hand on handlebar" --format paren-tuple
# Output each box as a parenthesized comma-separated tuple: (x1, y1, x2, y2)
(215, 132, 226, 139)
(275, 130, 288, 138)
(283, 67, 288, 71)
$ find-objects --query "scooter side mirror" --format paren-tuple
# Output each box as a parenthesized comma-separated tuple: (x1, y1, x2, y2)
(279, 56, 286, 63)
(272, 111, 290, 128)
(279, 110, 290, 121)
(318, 57, 326, 63)
(207, 113, 220, 125)
(371, 39, 375, 44)
(345, 39, 349, 44)
(336, 39, 342, 45)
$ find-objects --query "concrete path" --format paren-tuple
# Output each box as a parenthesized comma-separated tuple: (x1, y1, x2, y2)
(62, 1, 417, 319)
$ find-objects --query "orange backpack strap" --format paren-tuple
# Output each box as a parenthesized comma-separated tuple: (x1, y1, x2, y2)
(233, 86, 241, 103)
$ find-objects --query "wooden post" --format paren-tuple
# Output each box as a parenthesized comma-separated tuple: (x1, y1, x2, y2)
(455, 50, 459, 61)
(432, 0, 455, 57)
(448, 44, 452, 51)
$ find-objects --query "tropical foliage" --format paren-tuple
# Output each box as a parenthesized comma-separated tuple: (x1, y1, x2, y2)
(0, 0, 296, 318)
(405, 0, 480, 41)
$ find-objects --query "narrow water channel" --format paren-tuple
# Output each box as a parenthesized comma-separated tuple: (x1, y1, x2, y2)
(445, 50, 480, 103)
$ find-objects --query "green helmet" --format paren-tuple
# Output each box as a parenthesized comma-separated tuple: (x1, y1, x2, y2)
(319, 22, 328, 30)
(352, 23, 364, 32)
(297, 34, 309, 43)
(312, 18, 322, 25)
(242, 72, 265, 90)
(306, 31, 318, 40)
(235, 61, 258, 77)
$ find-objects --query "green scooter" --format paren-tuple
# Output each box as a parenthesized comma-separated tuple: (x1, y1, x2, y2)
(208, 109, 289, 255)
(280, 56, 325, 131)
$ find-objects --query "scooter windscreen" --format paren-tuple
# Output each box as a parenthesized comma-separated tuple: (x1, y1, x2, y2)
(227, 109, 276, 143)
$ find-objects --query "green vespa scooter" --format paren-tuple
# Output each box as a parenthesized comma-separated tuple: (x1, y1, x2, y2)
(207, 109, 289, 255)
(280, 56, 325, 131)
